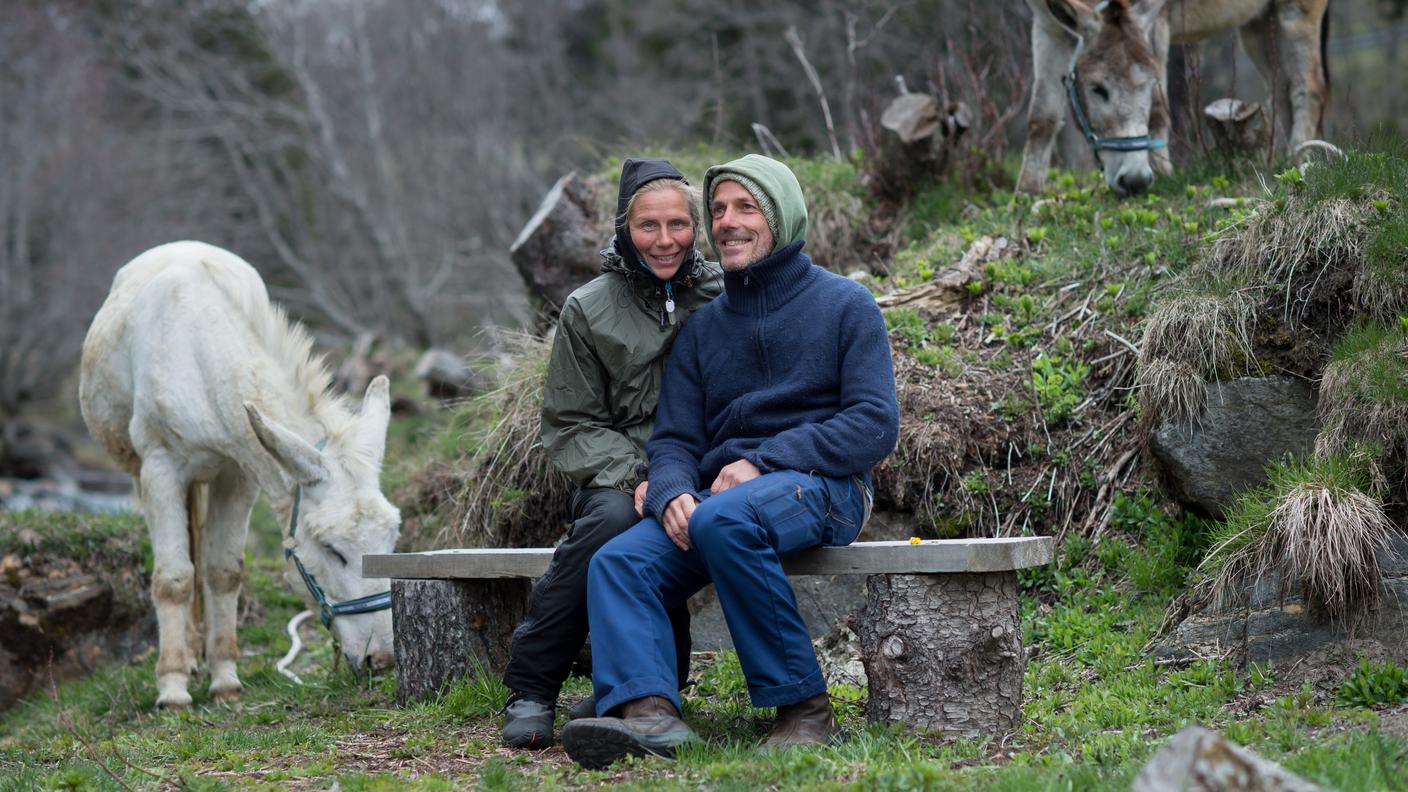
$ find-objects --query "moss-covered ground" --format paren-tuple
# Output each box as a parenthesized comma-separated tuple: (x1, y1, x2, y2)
(5, 148, 1408, 789)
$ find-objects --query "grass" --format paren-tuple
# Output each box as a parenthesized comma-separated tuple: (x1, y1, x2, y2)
(1318, 320, 1408, 457)
(5, 494, 1406, 789)
(8, 146, 1408, 787)
(1196, 453, 1396, 620)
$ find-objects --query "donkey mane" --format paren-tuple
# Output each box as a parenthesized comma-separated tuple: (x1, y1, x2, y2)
(206, 258, 380, 480)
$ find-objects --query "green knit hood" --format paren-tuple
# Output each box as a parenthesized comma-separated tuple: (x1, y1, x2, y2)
(703, 154, 808, 253)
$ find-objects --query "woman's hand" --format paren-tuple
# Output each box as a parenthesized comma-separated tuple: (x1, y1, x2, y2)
(633, 480, 648, 517)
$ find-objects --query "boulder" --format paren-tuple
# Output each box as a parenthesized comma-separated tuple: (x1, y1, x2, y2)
(1151, 377, 1318, 517)
(1156, 535, 1408, 667)
(1133, 725, 1323, 791)
(414, 349, 485, 401)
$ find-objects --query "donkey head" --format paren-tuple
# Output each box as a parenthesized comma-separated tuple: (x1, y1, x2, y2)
(1042, 0, 1171, 196)
(246, 376, 401, 672)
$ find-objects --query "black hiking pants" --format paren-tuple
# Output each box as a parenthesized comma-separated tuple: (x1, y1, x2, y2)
(501, 487, 691, 704)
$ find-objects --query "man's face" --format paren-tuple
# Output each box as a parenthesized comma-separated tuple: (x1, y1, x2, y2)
(627, 188, 694, 281)
(710, 180, 774, 272)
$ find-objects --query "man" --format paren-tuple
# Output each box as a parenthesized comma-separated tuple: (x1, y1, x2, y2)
(561, 154, 900, 769)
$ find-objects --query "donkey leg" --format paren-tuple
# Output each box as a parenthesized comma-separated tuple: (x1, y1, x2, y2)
(1149, 16, 1174, 176)
(1274, 0, 1328, 152)
(140, 453, 196, 709)
(202, 468, 258, 702)
(1238, 11, 1293, 148)
(1018, 22, 1075, 194)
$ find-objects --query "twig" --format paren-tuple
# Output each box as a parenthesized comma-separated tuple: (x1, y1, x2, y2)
(1103, 329, 1141, 356)
(48, 660, 146, 791)
(784, 26, 843, 160)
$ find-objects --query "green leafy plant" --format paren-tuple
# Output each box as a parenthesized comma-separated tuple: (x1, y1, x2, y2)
(1337, 659, 1408, 708)
(1031, 353, 1089, 424)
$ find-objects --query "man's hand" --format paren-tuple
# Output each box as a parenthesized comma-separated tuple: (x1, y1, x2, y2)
(710, 458, 762, 494)
(633, 480, 648, 518)
(661, 493, 698, 552)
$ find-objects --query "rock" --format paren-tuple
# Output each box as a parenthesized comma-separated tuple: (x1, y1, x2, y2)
(414, 349, 485, 401)
(1133, 725, 1324, 791)
(1151, 377, 1318, 517)
(1156, 535, 1408, 667)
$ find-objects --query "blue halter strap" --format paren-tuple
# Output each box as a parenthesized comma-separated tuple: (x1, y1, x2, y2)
(284, 439, 392, 629)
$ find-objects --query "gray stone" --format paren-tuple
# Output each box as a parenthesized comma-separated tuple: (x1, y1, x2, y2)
(1246, 605, 1335, 665)
(1157, 540, 1408, 667)
(1133, 725, 1323, 792)
(1151, 377, 1318, 517)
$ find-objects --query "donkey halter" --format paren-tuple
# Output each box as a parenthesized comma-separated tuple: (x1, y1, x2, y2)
(1061, 2, 1167, 164)
(284, 439, 392, 629)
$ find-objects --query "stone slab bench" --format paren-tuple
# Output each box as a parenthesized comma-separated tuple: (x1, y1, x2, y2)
(364, 536, 1052, 735)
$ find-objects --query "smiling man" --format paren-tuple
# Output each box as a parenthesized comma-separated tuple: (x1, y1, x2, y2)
(561, 154, 900, 768)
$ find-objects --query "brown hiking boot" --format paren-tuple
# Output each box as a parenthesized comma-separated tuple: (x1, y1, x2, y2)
(763, 693, 837, 749)
(561, 696, 698, 769)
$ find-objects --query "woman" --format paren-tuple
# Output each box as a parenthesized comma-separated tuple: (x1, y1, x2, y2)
(500, 158, 723, 749)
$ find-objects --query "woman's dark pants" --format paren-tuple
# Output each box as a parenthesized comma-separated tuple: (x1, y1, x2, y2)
(501, 487, 691, 705)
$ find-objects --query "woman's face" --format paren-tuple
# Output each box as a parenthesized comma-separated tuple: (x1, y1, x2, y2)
(628, 188, 694, 281)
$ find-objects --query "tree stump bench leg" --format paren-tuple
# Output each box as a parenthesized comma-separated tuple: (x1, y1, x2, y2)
(855, 572, 1023, 735)
(390, 579, 529, 705)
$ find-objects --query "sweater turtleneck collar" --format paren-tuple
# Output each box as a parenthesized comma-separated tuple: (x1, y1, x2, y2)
(722, 240, 815, 314)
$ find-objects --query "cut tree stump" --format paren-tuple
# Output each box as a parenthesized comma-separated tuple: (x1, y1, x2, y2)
(390, 578, 529, 704)
(853, 572, 1023, 735)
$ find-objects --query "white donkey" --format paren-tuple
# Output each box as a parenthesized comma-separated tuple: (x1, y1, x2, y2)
(1018, 0, 1329, 196)
(80, 241, 400, 708)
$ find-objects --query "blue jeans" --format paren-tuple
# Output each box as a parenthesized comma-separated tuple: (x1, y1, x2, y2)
(585, 470, 866, 717)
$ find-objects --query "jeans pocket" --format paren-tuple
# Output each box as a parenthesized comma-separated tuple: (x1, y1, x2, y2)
(821, 476, 863, 547)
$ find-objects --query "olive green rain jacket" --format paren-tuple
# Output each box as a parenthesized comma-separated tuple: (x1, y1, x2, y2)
(541, 245, 723, 490)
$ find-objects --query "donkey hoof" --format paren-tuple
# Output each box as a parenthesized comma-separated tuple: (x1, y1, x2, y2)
(210, 687, 242, 703)
(157, 673, 193, 709)
(156, 691, 193, 709)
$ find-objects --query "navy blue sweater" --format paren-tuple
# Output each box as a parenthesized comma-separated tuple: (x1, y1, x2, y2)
(642, 241, 900, 522)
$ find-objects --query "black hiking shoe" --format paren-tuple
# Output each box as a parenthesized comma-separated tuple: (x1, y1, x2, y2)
(561, 696, 697, 769)
(501, 696, 555, 749)
(566, 695, 597, 721)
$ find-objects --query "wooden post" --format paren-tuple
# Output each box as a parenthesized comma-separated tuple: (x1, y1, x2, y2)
(390, 578, 530, 704)
(854, 572, 1024, 735)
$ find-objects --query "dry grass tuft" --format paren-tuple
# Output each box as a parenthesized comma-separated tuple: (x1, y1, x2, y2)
(1137, 290, 1255, 423)
(1208, 198, 1374, 319)
(1199, 455, 1397, 622)
(1135, 359, 1206, 425)
(1316, 323, 1408, 459)
(435, 332, 573, 549)
(1139, 291, 1256, 377)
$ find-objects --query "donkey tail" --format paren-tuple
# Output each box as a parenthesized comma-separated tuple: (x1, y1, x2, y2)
(186, 482, 209, 659)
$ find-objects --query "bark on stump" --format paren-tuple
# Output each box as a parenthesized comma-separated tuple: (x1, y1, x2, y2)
(391, 578, 529, 704)
(854, 572, 1023, 735)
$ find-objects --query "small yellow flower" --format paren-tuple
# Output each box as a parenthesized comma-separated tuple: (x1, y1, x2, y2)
(908, 536, 922, 545)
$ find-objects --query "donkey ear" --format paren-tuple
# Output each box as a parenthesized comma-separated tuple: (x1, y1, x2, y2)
(245, 403, 328, 485)
(1129, 0, 1173, 33)
(356, 375, 392, 469)
(1042, 0, 1097, 35)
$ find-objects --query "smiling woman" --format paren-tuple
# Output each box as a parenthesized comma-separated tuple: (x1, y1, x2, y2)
(497, 158, 723, 751)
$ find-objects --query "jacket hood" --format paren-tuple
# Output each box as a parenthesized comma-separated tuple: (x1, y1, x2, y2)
(613, 158, 689, 277)
(703, 154, 808, 253)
